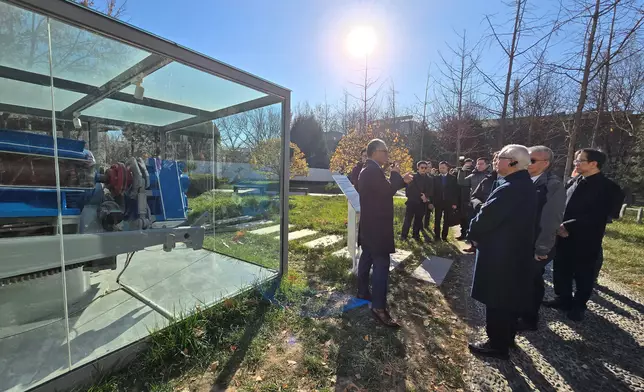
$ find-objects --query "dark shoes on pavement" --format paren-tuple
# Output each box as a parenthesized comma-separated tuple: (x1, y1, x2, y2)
(468, 341, 509, 360)
(566, 308, 585, 322)
(516, 319, 538, 332)
(543, 298, 572, 311)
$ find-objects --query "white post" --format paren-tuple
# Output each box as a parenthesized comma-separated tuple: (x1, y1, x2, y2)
(347, 202, 361, 274)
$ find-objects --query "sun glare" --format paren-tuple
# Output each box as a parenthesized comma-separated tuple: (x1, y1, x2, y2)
(346, 25, 377, 58)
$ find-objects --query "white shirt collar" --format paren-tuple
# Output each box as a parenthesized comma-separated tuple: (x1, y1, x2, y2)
(531, 173, 543, 183)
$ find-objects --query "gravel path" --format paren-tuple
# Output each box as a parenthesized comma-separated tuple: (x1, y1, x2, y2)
(446, 254, 644, 392)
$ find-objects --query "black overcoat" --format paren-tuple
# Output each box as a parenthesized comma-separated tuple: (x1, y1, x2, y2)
(356, 159, 406, 255)
(468, 170, 538, 313)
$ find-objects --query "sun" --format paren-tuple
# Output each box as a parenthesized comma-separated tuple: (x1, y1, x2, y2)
(346, 25, 377, 58)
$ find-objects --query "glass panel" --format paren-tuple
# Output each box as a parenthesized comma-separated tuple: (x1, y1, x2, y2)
(210, 103, 283, 271)
(33, 9, 284, 378)
(48, 19, 150, 87)
(0, 78, 86, 111)
(0, 3, 70, 392)
(120, 62, 268, 112)
(82, 98, 194, 127)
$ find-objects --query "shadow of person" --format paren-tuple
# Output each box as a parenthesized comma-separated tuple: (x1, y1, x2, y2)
(522, 310, 641, 392)
(594, 283, 644, 315)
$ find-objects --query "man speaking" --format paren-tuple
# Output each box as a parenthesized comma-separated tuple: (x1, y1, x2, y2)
(468, 144, 537, 359)
(356, 139, 412, 327)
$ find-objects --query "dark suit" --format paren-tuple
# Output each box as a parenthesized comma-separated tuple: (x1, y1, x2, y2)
(402, 173, 430, 239)
(423, 173, 435, 229)
(469, 170, 537, 351)
(356, 159, 406, 309)
(554, 172, 623, 311)
(433, 174, 459, 240)
(349, 162, 363, 185)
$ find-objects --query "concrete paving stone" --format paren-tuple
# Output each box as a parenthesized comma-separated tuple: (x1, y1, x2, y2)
(277, 229, 317, 241)
(411, 256, 454, 286)
(249, 224, 290, 235)
(303, 235, 343, 249)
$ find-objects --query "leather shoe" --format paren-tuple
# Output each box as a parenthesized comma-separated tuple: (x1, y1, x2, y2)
(543, 298, 572, 311)
(516, 319, 538, 332)
(468, 341, 509, 360)
(567, 308, 585, 322)
(372, 308, 401, 328)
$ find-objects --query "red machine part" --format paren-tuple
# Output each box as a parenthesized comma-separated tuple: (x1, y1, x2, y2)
(104, 163, 132, 196)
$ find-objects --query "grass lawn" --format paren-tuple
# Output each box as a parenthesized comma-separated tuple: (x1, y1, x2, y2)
(84, 195, 468, 392)
(602, 215, 644, 296)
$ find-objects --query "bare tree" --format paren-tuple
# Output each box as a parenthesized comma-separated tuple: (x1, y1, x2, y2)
(556, 0, 644, 177)
(435, 30, 482, 162)
(349, 58, 382, 131)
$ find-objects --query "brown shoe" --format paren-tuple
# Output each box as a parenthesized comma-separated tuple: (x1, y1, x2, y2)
(371, 308, 401, 328)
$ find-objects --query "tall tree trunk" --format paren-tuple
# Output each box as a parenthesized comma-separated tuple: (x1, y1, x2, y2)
(498, 0, 525, 149)
(564, 0, 601, 178)
(591, 1, 617, 148)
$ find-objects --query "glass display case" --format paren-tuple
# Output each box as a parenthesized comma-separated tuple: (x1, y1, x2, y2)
(0, 1, 290, 391)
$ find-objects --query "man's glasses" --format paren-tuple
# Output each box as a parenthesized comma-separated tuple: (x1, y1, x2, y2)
(573, 159, 588, 165)
(530, 158, 548, 164)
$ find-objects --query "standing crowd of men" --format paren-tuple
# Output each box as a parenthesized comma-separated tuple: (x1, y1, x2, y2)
(351, 139, 624, 359)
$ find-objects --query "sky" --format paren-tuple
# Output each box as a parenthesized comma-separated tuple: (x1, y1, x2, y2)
(122, 0, 562, 112)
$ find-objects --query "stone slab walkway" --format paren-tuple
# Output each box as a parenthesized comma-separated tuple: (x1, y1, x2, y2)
(303, 235, 343, 249)
(278, 229, 317, 241)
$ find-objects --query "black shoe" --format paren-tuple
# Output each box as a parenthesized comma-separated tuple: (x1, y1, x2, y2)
(566, 308, 585, 322)
(516, 319, 538, 332)
(468, 342, 509, 360)
(543, 298, 572, 311)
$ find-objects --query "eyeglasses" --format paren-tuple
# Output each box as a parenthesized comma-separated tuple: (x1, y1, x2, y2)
(530, 158, 548, 164)
(376, 149, 389, 154)
(573, 159, 588, 165)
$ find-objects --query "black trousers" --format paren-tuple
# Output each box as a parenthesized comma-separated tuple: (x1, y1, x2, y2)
(434, 205, 452, 239)
(424, 204, 432, 229)
(357, 249, 390, 310)
(459, 216, 469, 237)
(486, 306, 518, 352)
(593, 245, 604, 282)
(553, 252, 596, 311)
(522, 264, 547, 325)
(402, 202, 425, 239)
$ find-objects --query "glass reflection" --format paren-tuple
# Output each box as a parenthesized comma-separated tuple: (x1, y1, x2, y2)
(0, 3, 70, 392)
(0, 1, 284, 390)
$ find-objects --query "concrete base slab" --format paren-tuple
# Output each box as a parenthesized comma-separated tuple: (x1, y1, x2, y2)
(249, 224, 291, 235)
(411, 256, 454, 286)
(277, 229, 317, 241)
(389, 249, 413, 271)
(304, 235, 343, 249)
(0, 250, 276, 392)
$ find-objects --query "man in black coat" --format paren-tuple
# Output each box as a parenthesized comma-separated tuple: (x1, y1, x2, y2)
(356, 139, 413, 327)
(401, 161, 432, 241)
(456, 158, 474, 240)
(433, 161, 459, 241)
(423, 159, 435, 230)
(468, 144, 537, 360)
(545, 148, 623, 322)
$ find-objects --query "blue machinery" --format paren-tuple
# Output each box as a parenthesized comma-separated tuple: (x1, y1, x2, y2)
(0, 129, 205, 321)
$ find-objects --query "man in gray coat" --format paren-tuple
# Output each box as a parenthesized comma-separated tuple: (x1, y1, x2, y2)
(516, 146, 566, 331)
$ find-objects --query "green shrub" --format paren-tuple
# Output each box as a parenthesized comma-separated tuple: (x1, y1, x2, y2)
(188, 192, 279, 223)
(186, 174, 229, 198)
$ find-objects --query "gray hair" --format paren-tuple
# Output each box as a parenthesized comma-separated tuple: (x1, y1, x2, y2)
(528, 145, 554, 162)
(366, 138, 387, 157)
(500, 144, 531, 170)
